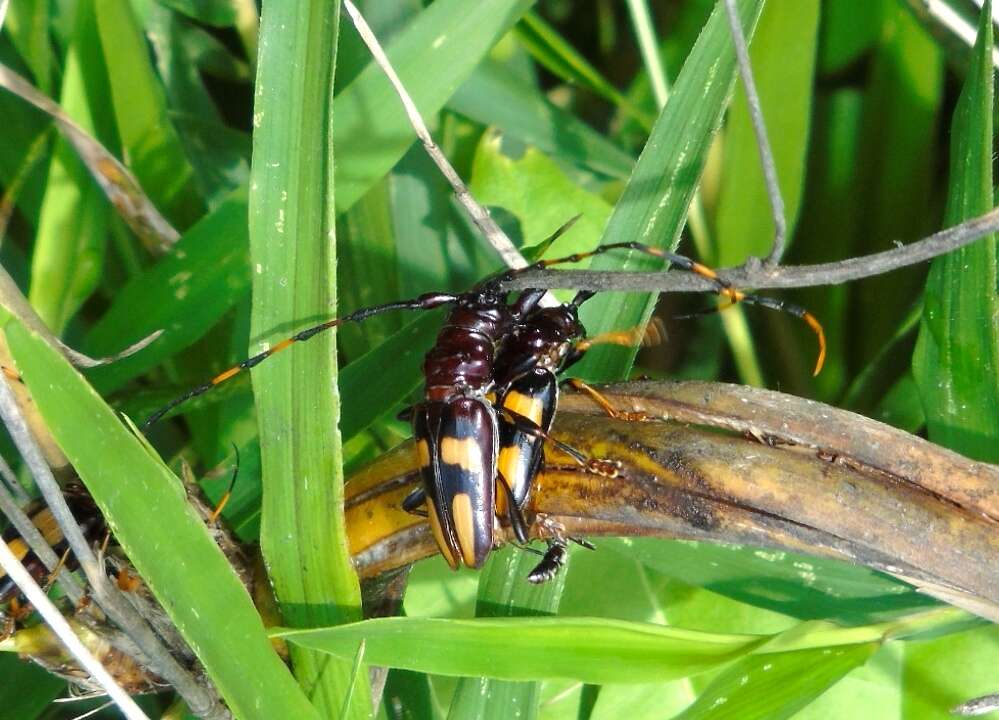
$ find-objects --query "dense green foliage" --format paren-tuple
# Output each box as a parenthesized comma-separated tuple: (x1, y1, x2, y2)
(0, 0, 996, 718)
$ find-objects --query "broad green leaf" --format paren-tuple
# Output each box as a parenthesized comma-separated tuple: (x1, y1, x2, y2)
(333, 0, 534, 213)
(337, 177, 403, 358)
(5, 319, 317, 720)
(249, 1, 368, 716)
(873, 373, 926, 434)
(818, 0, 881, 74)
(277, 616, 763, 684)
(469, 131, 612, 257)
(572, 0, 766, 382)
(28, 0, 112, 333)
(912, 0, 999, 463)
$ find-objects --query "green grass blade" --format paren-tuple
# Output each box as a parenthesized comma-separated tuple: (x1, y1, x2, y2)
(450, 59, 635, 180)
(248, 2, 369, 717)
(514, 11, 655, 129)
(332, 0, 533, 213)
(609, 538, 936, 625)
(5, 319, 317, 720)
(83, 190, 249, 394)
(572, 0, 766, 382)
(277, 617, 763, 684)
(672, 643, 879, 720)
(912, 0, 999, 463)
(28, 0, 111, 333)
(95, 0, 204, 228)
(448, 549, 569, 720)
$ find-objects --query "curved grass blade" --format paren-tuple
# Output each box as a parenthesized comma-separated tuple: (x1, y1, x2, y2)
(913, 0, 999, 463)
(276, 616, 764, 684)
(671, 643, 879, 720)
(5, 318, 317, 720)
(248, 2, 368, 717)
(571, 0, 766, 383)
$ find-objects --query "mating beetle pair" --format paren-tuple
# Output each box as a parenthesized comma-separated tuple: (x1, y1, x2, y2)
(145, 231, 825, 582)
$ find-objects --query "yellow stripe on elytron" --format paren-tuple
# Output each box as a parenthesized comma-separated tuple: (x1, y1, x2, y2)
(497, 445, 528, 493)
(6, 538, 28, 563)
(451, 493, 478, 568)
(416, 439, 432, 468)
(502, 390, 544, 426)
(440, 437, 485, 475)
(426, 496, 458, 569)
(33, 509, 62, 545)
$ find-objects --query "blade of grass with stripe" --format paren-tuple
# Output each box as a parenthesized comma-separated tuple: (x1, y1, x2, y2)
(249, 1, 368, 717)
(5, 318, 316, 720)
(570, 0, 766, 383)
(913, 0, 999, 464)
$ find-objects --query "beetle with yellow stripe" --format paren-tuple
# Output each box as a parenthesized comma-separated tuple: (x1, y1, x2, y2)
(144, 227, 826, 582)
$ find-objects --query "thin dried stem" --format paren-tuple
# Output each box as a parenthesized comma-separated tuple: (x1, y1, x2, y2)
(501, 206, 999, 293)
(0, 452, 29, 505)
(724, 0, 786, 265)
(0, 539, 149, 720)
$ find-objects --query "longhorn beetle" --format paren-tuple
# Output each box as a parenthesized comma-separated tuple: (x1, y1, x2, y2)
(144, 230, 825, 579)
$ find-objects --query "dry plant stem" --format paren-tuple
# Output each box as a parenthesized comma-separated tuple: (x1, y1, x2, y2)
(341, 0, 558, 308)
(0, 452, 29, 505)
(501, 205, 999, 293)
(0, 540, 149, 720)
(345, 382, 999, 619)
(0, 374, 228, 720)
(0, 480, 85, 605)
(723, 0, 786, 265)
(0, 63, 178, 253)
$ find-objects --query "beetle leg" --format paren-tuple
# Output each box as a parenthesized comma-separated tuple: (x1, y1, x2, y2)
(563, 378, 651, 423)
(401, 487, 428, 517)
